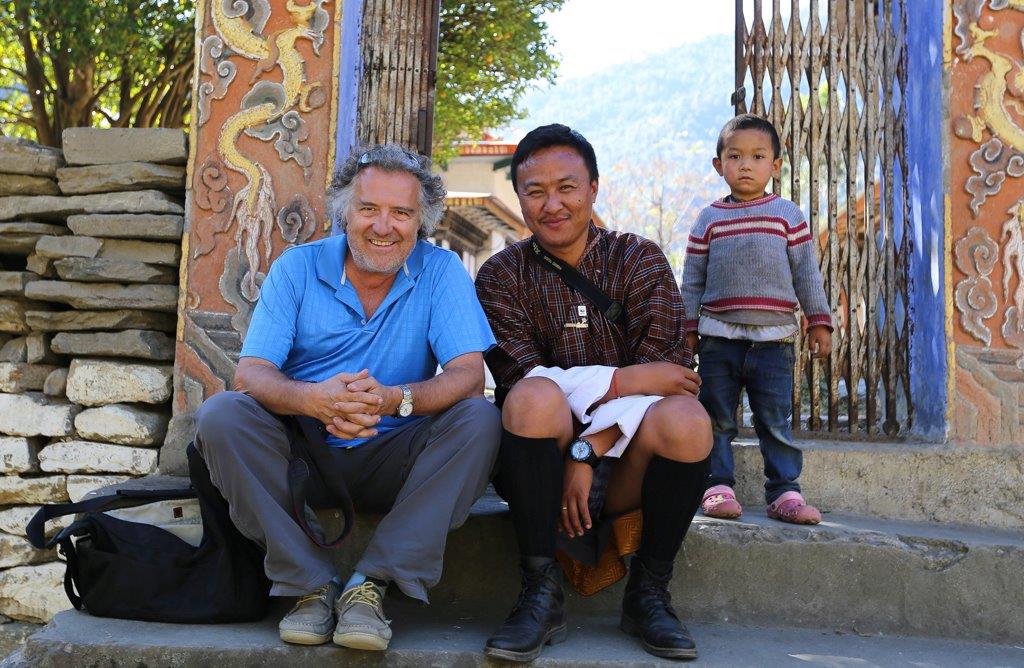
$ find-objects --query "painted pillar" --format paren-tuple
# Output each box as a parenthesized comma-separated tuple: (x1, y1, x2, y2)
(905, 0, 948, 438)
(947, 1, 1024, 446)
(166, 0, 441, 471)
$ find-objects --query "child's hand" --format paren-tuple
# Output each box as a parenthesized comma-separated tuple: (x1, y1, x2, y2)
(685, 332, 699, 353)
(807, 326, 832, 359)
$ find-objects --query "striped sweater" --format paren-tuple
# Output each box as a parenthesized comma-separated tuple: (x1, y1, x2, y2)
(680, 193, 833, 332)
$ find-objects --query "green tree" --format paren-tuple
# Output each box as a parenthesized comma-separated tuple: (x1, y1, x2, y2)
(434, 0, 565, 160)
(0, 0, 195, 146)
(1, 0, 562, 154)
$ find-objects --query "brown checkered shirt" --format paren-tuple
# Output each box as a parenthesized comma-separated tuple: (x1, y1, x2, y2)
(475, 224, 694, 402)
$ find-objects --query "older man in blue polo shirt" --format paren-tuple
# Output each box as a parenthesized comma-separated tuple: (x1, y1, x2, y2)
(193, 144, 500, 651)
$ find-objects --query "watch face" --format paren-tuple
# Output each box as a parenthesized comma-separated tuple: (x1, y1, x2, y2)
(570, 439, 591, 461)
(398, 403, 412, 417)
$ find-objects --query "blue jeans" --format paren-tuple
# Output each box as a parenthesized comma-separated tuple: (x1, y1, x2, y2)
(696, 336, 802, 503)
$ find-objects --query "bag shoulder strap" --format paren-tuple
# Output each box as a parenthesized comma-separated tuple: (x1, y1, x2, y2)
(284, 415, 355, 549)
(529, 239, 626, 325)
(26, 487, 196, 550)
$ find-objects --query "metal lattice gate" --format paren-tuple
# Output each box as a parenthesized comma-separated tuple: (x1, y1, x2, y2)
(734, 0, 912, 437)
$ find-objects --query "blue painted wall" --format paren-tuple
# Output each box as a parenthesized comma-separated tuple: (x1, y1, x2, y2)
(332, 0, 364, 235)
(904, 0, 947, 438)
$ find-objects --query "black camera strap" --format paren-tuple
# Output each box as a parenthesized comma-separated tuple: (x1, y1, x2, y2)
(529, 239, 626, 326)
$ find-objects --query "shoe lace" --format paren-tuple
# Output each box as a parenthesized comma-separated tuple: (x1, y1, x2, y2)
(289, 584, 331, 613)
(345, 581, 383, 608)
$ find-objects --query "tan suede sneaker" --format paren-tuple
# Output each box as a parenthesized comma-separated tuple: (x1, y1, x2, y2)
(333, 580, 392, 650)
(278, 581, 340, 645)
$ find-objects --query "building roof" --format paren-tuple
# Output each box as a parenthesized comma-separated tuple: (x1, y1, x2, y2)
(445, 192, 528, 239)
(457, 141, 518, 157)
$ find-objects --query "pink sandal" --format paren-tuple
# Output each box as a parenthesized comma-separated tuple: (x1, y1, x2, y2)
(767, 491, 821, 525)
(701, 485, 743, 519)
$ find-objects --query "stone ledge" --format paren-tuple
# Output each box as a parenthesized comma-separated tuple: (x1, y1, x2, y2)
(729, 438, 1024, 530)
(8, 607, 1024, 668)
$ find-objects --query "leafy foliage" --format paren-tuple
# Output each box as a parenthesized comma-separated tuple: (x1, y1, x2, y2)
(0, 0, 195, 146)
(434, 0, 565, 162)
(1, 0, 562, 154)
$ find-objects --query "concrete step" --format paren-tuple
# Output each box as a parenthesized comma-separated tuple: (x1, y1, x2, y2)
(320, 494, 1024, 645)
(728, 438, 1024, 530)
(7, 606, 1024, 667)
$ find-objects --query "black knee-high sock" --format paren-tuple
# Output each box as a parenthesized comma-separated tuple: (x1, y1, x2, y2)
(497, 429, 563, 559)
(637, 455, 709, 566)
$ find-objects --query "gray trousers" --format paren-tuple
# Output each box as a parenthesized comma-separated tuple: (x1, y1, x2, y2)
(194, 391, 500, 602)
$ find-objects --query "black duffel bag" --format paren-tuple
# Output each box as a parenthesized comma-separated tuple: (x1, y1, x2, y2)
(26, 443, 271, 623)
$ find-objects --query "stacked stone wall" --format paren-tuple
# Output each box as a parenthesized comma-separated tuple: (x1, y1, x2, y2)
(0, 130, 186, 623)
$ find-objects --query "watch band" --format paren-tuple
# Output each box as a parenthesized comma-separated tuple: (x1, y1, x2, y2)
(569, 437, 601, 469)
(396, 384, 413, 417)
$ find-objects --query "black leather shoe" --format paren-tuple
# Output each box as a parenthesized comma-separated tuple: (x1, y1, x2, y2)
(484, 557, 567, 662)
(620, 556, 697, 660)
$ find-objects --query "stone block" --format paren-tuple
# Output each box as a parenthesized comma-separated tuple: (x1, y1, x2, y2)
(25, 333, 60, 364)
(0, 222, 68, 255)
(66, 475, 131, 503)
(0, 271, 35, 296)
(38, 440, 158, 475)
(0, 336, 27, 362)
(0, 476, 67, 504)
(0, 437, 43, 474)
(53, 257, 177, 284)
(56, 162, 186, 194)
(0, 272, 31, 296)
(25, 254, 56, 277)
(75, 404, 169, 446)
(96, 238, 181, 267)
(0, 533, 53, 569)
(0, 507, 68, 540)
(66, 359, 173, 406)
(0, 190, 185, 221)
(62, 128, 187, 166)
(0, 363, 59, 392)
(52, 330, 175, 361)
(0, 174, 60, 196)
(0, 137, 64, 177)
(36, 236, 180, 267)
(34, 235, 103, 259)
(66, 213, 184, 240)
(0, 222, 68, 235)
(25, 309, 177, 333)
(0, 562, 68, 623)
(24, 281, 178, 312)
(0, 506, 70, 537)
(0, 299, 53, 334)
(0, 393, 79, 437)
(42, 368, 67, 397)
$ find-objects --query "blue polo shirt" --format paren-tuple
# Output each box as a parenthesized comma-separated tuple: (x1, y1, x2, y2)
(240, 234, 495, 447)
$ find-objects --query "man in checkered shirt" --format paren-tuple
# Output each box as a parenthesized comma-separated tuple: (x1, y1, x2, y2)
(476, 124, 713, 662)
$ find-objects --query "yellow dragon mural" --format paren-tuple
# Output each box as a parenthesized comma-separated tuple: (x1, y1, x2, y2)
(200, 0, 329, 302)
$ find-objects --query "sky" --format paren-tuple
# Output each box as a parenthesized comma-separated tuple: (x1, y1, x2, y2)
(541, 1, 793, 80)
(543, 1, 734, 80)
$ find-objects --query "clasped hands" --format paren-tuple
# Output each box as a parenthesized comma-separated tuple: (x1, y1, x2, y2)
(308, 369, 397, 440)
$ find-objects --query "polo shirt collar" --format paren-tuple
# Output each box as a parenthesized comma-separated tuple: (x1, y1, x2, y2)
(315, 234, 429, 288)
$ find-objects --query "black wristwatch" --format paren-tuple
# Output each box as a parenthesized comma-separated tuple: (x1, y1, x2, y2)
(568, 438, 601, 468)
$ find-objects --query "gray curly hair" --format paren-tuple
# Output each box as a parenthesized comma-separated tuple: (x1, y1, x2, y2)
(327, 144, 446, 239)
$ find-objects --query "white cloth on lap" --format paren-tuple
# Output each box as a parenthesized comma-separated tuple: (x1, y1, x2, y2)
(525, 365, 661, 459)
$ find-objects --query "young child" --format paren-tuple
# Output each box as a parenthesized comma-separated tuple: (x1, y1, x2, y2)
(680, 113, 832, 525)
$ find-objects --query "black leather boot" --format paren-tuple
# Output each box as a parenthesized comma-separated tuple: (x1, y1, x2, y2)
(620, 556, 697, 660)
(484, 557, 567, 662)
